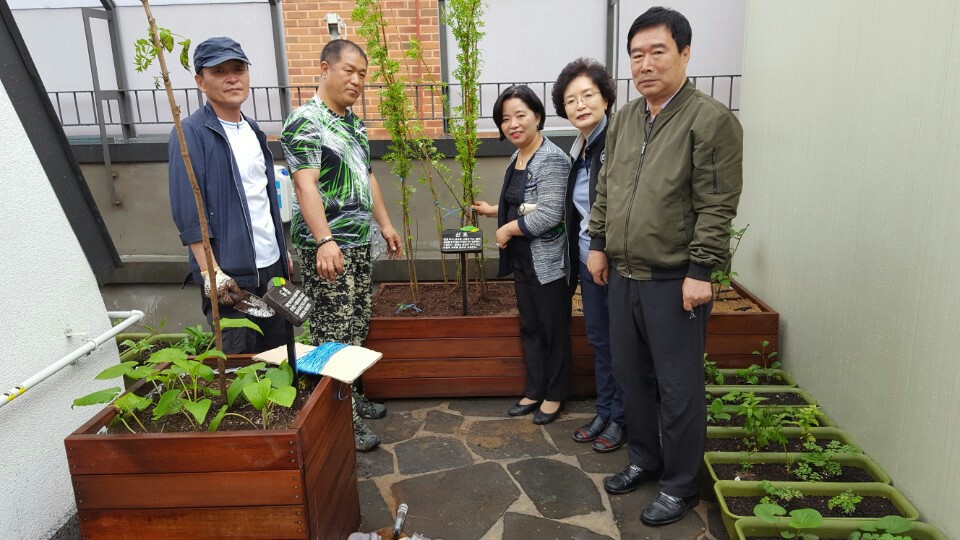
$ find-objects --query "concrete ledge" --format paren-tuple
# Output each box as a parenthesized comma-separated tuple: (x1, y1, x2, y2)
(69, 136, 579, 164)
(107, 254, 502, 284)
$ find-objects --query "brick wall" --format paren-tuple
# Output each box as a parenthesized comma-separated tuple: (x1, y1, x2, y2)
(282, 0, 445, 138)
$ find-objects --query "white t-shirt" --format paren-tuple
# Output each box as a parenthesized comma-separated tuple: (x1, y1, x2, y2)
(220, 118, 280, 268)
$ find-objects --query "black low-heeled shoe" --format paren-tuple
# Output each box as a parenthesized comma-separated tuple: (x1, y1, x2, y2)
(508, 400, 541, 417)
(533, 403, 563, 425)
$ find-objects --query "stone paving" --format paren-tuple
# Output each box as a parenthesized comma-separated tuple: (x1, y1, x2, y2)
(356, 397, 728, 540)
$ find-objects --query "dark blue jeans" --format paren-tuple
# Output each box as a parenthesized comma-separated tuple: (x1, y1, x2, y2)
(579, 261, 625, 425)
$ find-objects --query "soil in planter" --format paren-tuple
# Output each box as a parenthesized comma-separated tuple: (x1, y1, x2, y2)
(706, 437, 846, 453)
(713, 463, 876, 483)
(707, 392, 808, 406)
(573, 285, 762, 315)
(106, 376, 321, 434)
(725, 494, 902, 519)
(372, 281, 519, 317)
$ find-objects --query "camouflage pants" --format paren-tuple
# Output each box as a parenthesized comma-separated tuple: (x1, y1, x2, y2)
(297, 244, 373, 346)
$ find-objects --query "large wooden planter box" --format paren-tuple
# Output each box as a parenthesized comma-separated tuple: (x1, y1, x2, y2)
(363, 278, 777, 398)
(707, 280, 779, 368)
(65, 368, 359, 539)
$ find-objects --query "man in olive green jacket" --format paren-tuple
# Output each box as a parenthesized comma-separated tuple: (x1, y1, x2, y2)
(588, 7, 743, 527)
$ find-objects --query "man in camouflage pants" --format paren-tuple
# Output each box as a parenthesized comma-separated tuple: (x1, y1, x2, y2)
(280, 39, 402, 451)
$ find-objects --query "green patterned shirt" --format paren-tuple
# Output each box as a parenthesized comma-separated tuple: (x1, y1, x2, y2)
(280, 97, 373, 249)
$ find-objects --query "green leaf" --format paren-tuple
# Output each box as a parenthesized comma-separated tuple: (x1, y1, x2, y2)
(148, 347, 188, 364)
(95, 361, 139, 380)
(227, 375, 246, 406)
(72, 387, 121, 408)
(195, 349, 227, 363)
(178, 38, 191, 71)
(788, 508, 823, 529)
(115, 392, 152, 414)
(152, 389, 183, 419)
(208, 405, 227, 432)
(221, 317, 264, 335)
(873, 516, 912, 534)
(243, 379, 271, 409)
(753, 503, 786, 523)
(265, 362, 293, 389)
(127, 365, 157, 380)
(159, 28, 174, 52)
(183, 398, 212, 425)
(236, 362, 267, 376)
(268, 386, 296, 408)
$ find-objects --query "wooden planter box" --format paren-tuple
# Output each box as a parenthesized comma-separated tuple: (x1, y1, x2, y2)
(65, 369, 359, 539)
(707, 280, 779, 368)
(363, 278, 778, 398)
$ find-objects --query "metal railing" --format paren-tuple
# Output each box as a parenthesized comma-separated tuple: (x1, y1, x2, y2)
(48, 75, 740, 139)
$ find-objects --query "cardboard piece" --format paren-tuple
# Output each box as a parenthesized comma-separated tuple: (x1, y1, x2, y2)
(253, 343, 382, 384)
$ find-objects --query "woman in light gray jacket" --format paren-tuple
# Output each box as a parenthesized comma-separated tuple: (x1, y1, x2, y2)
(472, 85, 573, 425)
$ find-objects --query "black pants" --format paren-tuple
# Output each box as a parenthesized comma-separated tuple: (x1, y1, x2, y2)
(201, 258, 288, 354)
(608, 272, 710, 498)
(511, 239, 572, 402)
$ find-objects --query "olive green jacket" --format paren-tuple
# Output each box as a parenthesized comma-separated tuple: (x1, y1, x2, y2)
(588, 81, 743, 281)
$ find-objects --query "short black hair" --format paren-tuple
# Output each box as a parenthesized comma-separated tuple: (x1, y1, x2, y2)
(320, 39, 368, 67)
(626, 6, 692, 53)
(551, 58, 617, 119)
(492, 85, 546, 141)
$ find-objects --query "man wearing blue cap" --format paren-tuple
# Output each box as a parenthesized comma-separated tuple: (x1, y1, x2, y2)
(169, 36, 290, 353)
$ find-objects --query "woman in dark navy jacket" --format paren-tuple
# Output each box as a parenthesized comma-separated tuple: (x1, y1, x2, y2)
(551, 58, 626, 451)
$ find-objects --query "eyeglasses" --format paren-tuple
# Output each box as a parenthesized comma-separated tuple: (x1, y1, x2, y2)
(564, 90, 600, 109)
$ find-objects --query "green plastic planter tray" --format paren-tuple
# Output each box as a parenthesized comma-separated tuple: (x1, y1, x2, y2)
(707, 386, 817, 407)
(707, 427, 861, 453)
(734, 517, 947, 540)
(708, 406, 835, 433)
(708, 368, 798, 389)
(714, 480, 920, 540)
(703, 451, 892, 484)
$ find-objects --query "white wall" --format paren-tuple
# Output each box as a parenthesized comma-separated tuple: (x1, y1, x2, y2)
(737, 1, 959, 536)
(0, 81, 120, 537)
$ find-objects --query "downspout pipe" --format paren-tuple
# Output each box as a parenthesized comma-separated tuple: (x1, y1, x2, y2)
(0, 310, 145, 409)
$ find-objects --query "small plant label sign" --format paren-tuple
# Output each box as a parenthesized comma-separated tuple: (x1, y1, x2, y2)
(440, 228, 484, 254)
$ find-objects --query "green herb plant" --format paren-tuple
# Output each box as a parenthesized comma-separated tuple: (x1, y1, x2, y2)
(784, 405, 822, 444)
(724, 390, 788, 454)
(849, 515, 915, 540)
(828, 490, 862, 516)
(711, 223, 749, 301)
(793, 441, 846, 481)
(225, 361, 297, 429)
(176, 324, 214, 355)
(704, 353, 724, 385)
(759, 480, 804, 505)
(706, 396, 731, 424)
(754, 503, 822, 540)
(751, 340, 782, 384)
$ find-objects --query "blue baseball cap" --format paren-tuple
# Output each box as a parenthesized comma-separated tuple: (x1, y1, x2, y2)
(193, 37, 251, 73)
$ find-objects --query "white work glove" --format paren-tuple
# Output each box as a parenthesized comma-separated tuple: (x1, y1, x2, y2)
(201, 267, 243, 306)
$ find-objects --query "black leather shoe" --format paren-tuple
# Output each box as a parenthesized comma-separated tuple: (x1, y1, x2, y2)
(603, 463, 662, 495)
(640, 492, 700, 526)
(533, 404, 563, 425)
(572, 414, 609, 442)
(508, 400, 541, 417)
(591, 422, 625, 453)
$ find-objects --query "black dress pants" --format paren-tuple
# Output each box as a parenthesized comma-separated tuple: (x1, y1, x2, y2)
(510, 239, 572, 402)
(607, 271, 710, 498)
